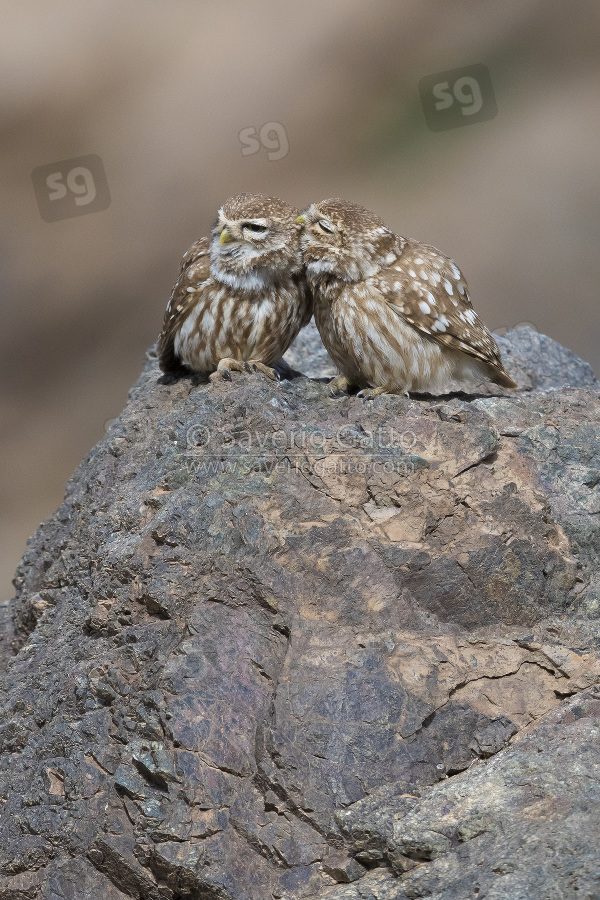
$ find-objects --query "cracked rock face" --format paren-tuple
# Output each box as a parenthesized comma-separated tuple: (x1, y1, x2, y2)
(0, 326, 599, 899)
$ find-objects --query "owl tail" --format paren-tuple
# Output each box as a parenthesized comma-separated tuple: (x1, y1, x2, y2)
(488, 364, 517, 389)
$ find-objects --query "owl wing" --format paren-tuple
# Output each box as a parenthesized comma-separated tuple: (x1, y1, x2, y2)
(378, 239, 511, 380)
(157, 238, 211, 373)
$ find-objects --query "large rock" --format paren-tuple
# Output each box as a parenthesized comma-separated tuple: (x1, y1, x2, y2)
(0, 327, 598, 899)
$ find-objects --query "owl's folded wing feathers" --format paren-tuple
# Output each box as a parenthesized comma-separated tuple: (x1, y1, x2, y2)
(378, 240, 516, 387)
(157, 238, 211, 374)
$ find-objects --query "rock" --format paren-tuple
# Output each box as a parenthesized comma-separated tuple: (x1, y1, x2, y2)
(495, 325, 598, 392)
(322, 851, 366, 883)
(0, 327, 598, 899)
(327, 688, 600, 899)
(282, 320, 336, 379)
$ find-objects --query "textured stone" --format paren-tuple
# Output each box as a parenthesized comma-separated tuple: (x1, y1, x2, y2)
(326, 688, 600, 899)
(0, 327, 598, 899)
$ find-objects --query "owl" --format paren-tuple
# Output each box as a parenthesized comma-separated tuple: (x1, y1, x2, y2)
(158, 192, 312, 381)
(297, 199, 516, 399)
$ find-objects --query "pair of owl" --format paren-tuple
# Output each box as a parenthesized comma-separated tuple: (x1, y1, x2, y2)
(157, 192, 515, 397)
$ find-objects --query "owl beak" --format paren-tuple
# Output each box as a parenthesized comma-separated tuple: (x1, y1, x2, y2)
(219, 227, 232, 245)
(295, 215, 307, 224)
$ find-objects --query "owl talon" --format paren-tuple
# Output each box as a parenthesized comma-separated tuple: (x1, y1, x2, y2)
(209, 358, 248, 382)
(209, 358, 279, 383)
(328, 375, 354, 397)
(357, 387, 388, 400)
(247, 361, 278, 381)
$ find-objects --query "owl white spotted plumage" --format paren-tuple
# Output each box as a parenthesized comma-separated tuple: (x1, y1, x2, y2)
(298, 199, 516, 398)
(158, 193, 312, 381)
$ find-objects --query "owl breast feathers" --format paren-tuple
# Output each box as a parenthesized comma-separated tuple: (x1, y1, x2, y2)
(157, 192, 312, 381)
(298, 198, 516, 398)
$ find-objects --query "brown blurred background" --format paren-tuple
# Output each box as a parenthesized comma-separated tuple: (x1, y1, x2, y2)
(1, 0, 599, 605)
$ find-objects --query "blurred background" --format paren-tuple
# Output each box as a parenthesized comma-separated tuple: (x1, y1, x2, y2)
(1, 0, 599, 605)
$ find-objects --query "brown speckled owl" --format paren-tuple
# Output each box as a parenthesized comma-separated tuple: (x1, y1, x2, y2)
(298, 199, 516, 399)
(158, 193, 312, 381)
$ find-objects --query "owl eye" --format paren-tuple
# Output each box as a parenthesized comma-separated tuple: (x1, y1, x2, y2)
(243, 222, 268, 233)
(316, 220, 334, 234)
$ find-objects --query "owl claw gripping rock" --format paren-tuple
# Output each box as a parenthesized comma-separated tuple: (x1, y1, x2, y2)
(298, 198, 516, 397)
(157, 192, 312, 380)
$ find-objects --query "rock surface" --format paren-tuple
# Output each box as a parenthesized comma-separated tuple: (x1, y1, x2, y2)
(331, 687, 600, 899)
(0, 326, 599, 899)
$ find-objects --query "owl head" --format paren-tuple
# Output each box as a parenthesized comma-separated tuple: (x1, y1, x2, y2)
(298, 198, 398, 283)
(210, 192, 303, 290)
